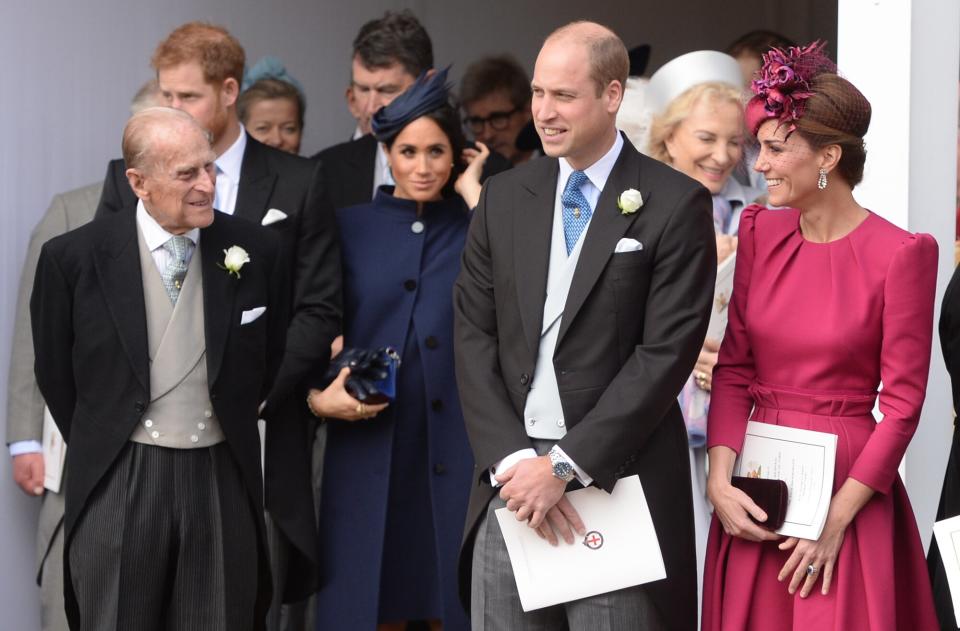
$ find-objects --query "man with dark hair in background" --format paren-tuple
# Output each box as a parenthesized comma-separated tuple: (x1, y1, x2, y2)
(460, 55, 539, 165)
(316, 9, 510, 211)
(348, 9, 433, 138)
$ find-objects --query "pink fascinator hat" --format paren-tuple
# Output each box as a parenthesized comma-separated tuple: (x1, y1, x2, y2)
(745, 40, 837, 135)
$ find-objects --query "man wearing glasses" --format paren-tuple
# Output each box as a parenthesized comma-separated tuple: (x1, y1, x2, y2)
(460, 55, 542, 166)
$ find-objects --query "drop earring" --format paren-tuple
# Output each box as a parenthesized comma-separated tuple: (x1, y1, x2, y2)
(817, 168, 828, 190)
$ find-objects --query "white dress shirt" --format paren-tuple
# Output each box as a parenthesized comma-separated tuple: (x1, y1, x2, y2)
(490, 131, 625, 487)
(213, 126, 247, 215)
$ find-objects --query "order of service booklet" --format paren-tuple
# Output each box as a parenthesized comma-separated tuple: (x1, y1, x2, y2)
(41, 406, 66, 493)
(495, 475, 666, 612)
(734, 421, 837, 540)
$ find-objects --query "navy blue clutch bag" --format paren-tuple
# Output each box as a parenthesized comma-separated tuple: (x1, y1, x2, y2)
(325, 347, 401, 404)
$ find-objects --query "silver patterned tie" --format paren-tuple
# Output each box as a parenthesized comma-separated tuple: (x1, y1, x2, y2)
(161, 236, 191, 303)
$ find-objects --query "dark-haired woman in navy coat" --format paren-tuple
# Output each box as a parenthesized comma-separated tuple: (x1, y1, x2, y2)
(308, 70, 489, 631)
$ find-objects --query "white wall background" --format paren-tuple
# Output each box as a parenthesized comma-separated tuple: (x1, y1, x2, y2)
(838, 0, 960, 554)
(0, 1, 842, 627)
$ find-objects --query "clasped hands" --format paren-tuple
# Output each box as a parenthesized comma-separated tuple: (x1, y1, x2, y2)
(708, 474, 848, 598)
(495, 455, 585, 547)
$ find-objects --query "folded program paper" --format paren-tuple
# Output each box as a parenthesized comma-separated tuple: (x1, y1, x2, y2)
(735, 421, 837, 540)
(495, 475, 666, 611)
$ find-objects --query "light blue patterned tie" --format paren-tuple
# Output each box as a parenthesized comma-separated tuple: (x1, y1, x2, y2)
(561, 170, 592, 255)
(161, 236, 191, 304)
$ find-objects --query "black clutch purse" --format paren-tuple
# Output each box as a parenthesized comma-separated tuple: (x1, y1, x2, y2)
(730, 476, 788, 530)
(324, 347, 401, 404)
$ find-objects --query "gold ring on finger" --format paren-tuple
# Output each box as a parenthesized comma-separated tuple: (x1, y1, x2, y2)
(355, 403, 363, 414)
(359, 402, 367, 416)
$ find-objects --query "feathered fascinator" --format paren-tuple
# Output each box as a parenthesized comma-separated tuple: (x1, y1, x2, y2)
(745, 41, 836, 135)
(371, 67, 451, 143)
(242, 56, 304, 94)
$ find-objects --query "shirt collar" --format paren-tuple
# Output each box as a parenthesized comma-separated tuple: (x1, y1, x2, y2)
(558, 130, 624, 192)
(136, 199, 200, 251)
(215, 124, 247, 182)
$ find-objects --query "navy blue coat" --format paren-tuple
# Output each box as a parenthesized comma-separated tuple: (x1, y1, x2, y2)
(315, 189, 473, 629)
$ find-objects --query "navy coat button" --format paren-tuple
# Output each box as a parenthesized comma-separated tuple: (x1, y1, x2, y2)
(431, 399, 443, 411)
(433, 463, 447, 474)
(425, 336, 439, 349)
(404, 279, 417, 291)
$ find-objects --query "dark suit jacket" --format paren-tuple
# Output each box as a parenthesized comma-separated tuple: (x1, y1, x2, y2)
(311, 133, 513, 211)
(453, 137, 716, 630)
(31, 209, 285, 629)
(95, 134, 341, 600)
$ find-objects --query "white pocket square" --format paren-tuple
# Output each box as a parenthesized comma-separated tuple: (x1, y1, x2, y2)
(261, 208, 288, 226)
(240, 306, 266, 325)
(614, 238, 643, 253)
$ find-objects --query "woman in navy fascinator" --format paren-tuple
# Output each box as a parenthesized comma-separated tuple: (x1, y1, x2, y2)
(308, 67, 486, 631)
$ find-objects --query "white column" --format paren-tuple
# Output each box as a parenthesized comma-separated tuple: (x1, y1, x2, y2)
(838, 0, 960, 547)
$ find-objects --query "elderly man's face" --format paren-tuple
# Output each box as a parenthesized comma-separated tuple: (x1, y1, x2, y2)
(532, 38, 622, 170)
(137, 125, 217, 234)
(158, 62, 236, 146)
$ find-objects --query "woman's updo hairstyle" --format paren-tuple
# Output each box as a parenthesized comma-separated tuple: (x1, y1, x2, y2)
(792, 73, 871, 186)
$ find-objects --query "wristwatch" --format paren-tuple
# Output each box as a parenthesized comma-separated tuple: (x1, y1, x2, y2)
(548, 447, 576, 482)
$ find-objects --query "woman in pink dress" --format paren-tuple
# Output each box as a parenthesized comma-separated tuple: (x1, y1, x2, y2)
(702, 42, 940, 630)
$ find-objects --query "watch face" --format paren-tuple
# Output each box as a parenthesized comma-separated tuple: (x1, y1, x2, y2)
(553, 461, 574, 480)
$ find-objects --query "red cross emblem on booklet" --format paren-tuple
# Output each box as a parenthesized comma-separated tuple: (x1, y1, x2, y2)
(582, 531, 604, 550)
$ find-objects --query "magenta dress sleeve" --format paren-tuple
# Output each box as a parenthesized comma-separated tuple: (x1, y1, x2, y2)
(848, 233, 939, 493)
(706, 205, 763, 453)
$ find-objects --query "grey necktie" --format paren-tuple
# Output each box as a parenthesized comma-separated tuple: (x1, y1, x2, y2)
(161, 236, 191, 303)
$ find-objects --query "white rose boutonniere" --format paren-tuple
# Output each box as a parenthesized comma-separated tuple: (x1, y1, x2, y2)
(617, 188, 643, 215)
(220, 245, 250, 278)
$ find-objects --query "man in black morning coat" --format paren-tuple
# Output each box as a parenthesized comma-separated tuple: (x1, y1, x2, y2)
(93, 22, 340, 620)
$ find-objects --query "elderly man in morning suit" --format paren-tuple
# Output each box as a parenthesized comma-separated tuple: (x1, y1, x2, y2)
(94, 24, 342, 629)
(454, 22, 715, 630)
(32, 107, 285, 630)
